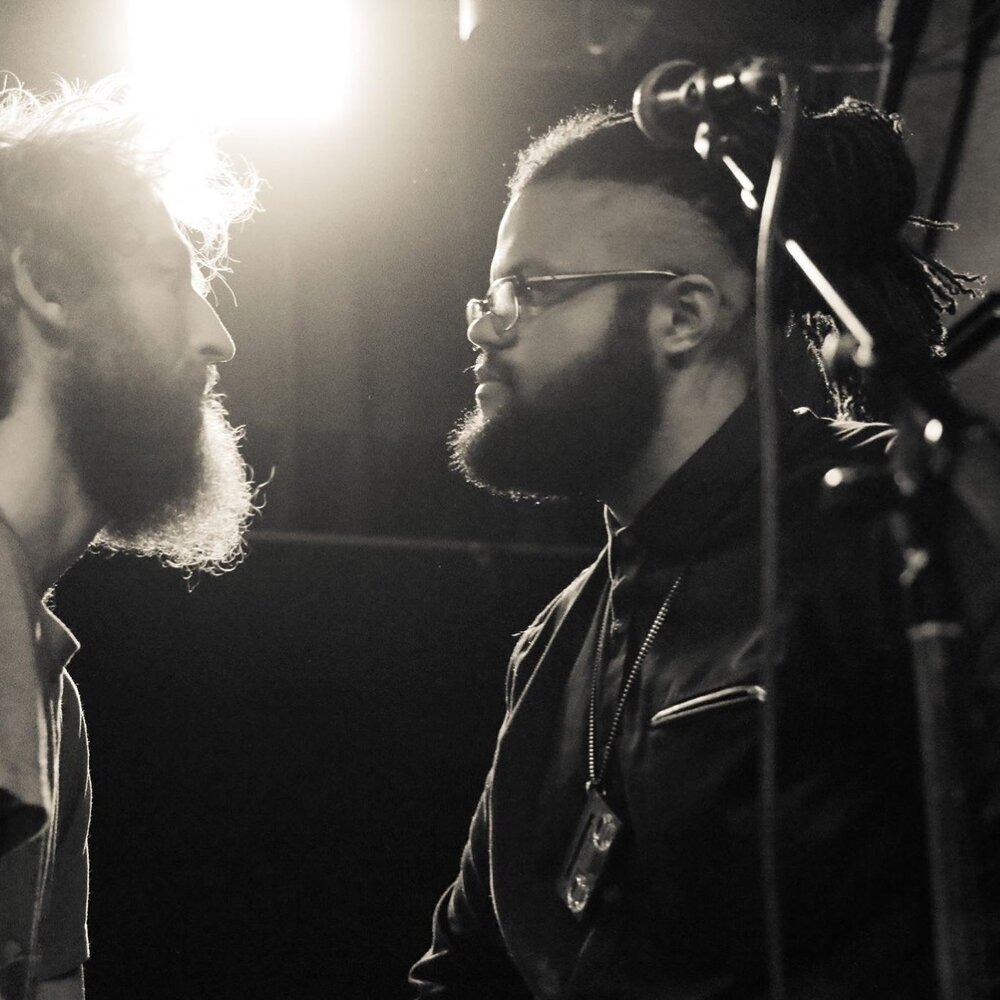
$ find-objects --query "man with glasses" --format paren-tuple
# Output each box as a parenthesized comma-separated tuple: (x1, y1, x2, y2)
(411, 100, 998, 998)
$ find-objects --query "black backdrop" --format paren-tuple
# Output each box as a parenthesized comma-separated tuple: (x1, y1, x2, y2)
(56, 537, 594, 998)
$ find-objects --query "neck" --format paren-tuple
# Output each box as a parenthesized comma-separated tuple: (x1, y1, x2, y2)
(602, 362, 749, 525)
(0, 390, 101, 591)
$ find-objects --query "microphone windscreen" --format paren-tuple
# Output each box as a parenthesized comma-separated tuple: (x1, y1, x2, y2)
(631, 60, 702, 149)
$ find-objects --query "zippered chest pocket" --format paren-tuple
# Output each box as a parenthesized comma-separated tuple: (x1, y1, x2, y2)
(649, 684, 766, 726)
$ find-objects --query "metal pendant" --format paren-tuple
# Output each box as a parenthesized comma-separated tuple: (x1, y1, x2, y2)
(556, 785, 623, 919)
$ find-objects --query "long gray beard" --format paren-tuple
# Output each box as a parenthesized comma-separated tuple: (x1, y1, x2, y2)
(93, 392, 258, 575)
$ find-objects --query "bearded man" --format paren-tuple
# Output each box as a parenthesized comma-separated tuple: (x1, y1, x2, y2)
(0, 80, 258, 1000)
(411, 100, 1000, 999)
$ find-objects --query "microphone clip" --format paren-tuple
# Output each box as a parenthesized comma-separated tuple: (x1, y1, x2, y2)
(632, 57, 785, 150)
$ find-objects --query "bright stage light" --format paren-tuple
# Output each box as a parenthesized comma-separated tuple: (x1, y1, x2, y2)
(127, 0, 354, 130)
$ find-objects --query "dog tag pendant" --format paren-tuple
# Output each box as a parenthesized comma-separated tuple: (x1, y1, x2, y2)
(556, 784, 623, 919)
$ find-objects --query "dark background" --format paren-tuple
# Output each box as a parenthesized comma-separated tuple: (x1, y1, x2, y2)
(1, 0, 998, 995)
(57, 539, 591, 997)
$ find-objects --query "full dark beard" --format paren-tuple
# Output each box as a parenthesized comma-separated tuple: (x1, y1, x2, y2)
(448, 289, 661, 502)
(53, 303, 256, 574)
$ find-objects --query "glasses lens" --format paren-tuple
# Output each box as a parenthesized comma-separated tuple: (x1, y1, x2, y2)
(487, 278, 518, 331)
(467, 279, 519, 331)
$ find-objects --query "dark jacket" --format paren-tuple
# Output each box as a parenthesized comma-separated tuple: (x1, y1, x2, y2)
(412, 402, 999, 999)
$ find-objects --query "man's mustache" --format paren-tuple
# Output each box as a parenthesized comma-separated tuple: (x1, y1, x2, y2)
(472, 354, 515, 387)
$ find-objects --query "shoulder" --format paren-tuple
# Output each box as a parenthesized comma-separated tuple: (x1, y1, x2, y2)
(782, 408, 903, 601)
(777, 408, 895, 556)
(781, 407, 894, 503)
(55, 671, 90, 830)
(789, 406, 895, 464)
(512, 557, 599, 651)
(505, 555, 602, 708)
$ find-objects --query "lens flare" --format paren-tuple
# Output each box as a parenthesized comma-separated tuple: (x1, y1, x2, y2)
(127, 0, 354, 130)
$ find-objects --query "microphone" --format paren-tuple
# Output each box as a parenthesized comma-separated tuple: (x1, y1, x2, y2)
(632, 58, 782, 148)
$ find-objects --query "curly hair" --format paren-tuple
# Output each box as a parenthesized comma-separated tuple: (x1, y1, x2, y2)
(0, 75, 260, 416)
(508, 100, 981, 420)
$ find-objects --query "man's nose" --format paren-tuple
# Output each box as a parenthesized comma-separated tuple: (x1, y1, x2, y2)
(190, 292, 236, 363)
(466, 313, 514, 351)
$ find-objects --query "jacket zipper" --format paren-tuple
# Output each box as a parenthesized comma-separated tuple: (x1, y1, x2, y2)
(649, 684, 767, 726)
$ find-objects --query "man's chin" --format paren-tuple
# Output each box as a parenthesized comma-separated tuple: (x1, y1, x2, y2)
(448, 407, 576, 504)
(92, 397, 258, 575)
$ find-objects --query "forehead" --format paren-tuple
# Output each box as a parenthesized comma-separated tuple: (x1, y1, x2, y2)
(491, 179, 732, 279)
(116, 196, 193, 267)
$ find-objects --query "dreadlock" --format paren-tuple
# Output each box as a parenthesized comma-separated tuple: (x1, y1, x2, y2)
(507, 99, 982, 421)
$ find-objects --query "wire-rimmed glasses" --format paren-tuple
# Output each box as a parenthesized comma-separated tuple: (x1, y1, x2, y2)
(465, 269, 681, 333)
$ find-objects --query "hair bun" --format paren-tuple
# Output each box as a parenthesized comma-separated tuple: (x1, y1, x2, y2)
(784, 98, 917, 265)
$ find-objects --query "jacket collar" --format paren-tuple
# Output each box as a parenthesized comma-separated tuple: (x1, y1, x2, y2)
(607, 392, 772, 559)
(0, 515, 79, 681)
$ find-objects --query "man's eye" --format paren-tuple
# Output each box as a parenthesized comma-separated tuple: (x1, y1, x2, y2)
(524, 282, 570, 307)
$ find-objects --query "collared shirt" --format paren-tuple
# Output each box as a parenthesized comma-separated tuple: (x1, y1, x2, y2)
(0, 519, 90, 1000)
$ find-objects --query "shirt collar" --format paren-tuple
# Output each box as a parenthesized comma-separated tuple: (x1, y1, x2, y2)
(37, 602, 80, 675)
(0, 514, 80, 679)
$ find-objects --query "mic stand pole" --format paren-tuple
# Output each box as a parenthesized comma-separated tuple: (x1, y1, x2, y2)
(691, 88, 991, 1000)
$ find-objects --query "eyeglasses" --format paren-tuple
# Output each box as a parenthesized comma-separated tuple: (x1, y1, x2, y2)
(465, 269, 681, 333)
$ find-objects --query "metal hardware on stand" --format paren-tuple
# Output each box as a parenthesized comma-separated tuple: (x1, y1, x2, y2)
(632, 57, 994, 1000)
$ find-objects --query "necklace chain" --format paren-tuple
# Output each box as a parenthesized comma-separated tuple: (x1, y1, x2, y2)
(587, 573, 683, 790)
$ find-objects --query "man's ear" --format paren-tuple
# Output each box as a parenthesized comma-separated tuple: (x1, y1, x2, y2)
(647, 274, 722, 361)
(10, 247, 69, 331)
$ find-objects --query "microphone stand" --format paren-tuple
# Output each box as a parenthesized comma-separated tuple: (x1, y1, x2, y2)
(657, 69, 993, 1000)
